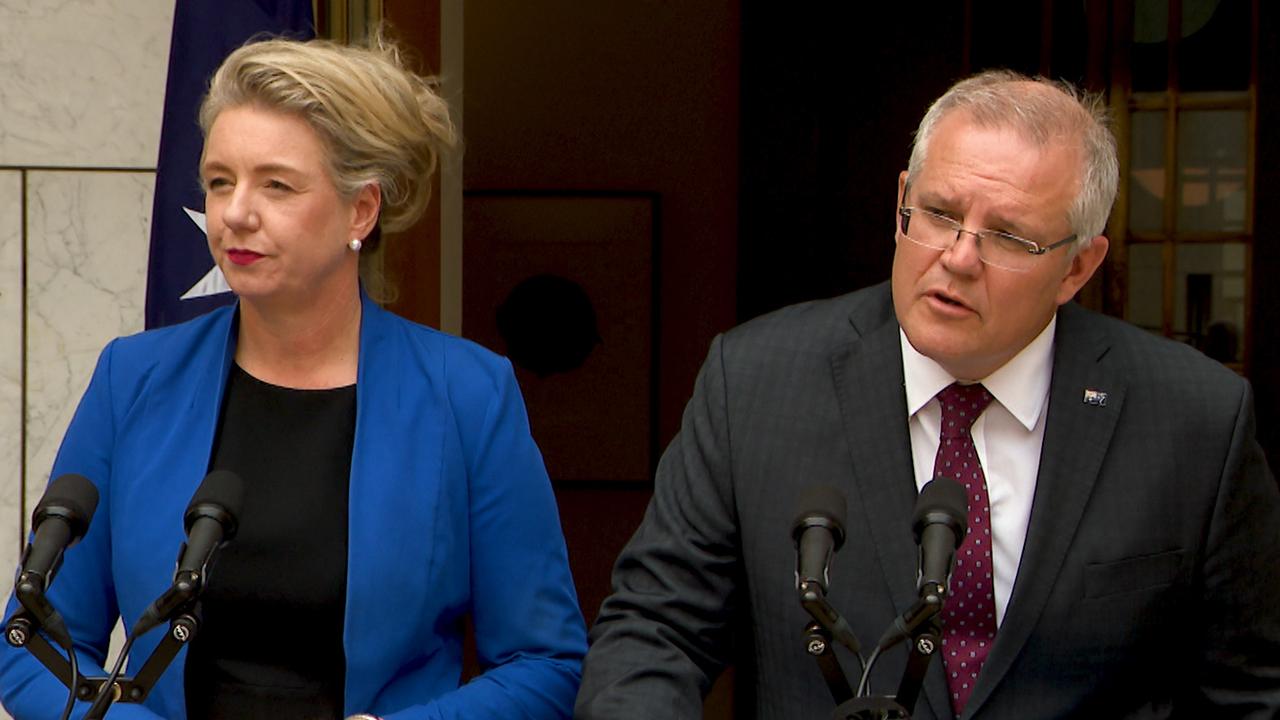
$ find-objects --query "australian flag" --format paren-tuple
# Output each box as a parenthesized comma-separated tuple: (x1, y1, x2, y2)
(144, 0, 314, 329)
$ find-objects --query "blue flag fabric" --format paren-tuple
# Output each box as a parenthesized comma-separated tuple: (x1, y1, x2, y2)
(145, 0, 314, 329)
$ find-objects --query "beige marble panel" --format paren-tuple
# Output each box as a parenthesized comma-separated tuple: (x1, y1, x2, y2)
(24, 171, 150, 525)
(0, 172, 17, 720)
(0, 1, 173, 168)
(0, 171, 21, 572)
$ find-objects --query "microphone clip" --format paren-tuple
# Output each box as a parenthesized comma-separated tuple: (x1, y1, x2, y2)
(130, 546, 208, 640)
(876, 592, 943, 654)
(798, 581, 863, 656)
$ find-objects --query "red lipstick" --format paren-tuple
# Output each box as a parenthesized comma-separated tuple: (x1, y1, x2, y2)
(226, 250, 263, 266)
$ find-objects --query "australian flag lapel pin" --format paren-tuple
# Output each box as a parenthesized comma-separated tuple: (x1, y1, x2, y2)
(1083, 388, 1108, 407)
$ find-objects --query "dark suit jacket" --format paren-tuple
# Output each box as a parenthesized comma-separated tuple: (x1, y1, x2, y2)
(576, 282, 1280, 719)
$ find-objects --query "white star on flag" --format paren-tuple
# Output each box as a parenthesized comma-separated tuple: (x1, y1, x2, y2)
(178, 207, 232, 300)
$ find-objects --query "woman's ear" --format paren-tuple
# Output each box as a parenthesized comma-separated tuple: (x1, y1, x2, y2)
(350, 183, 382, 241)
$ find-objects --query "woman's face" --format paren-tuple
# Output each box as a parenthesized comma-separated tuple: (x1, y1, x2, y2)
(200, 104, 378, 309)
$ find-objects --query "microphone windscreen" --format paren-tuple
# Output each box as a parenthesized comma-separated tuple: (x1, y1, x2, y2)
(791, 485, 848, 547)
(912, 476, 967, 544)
(185, 470, 245, 536)
(33, 474, 99, 539)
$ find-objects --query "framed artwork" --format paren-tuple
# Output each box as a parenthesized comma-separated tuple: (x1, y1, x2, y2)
(462, 190, 660, 484)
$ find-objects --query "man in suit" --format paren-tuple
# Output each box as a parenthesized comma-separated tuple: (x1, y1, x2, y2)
(575, 70, 1280, 719)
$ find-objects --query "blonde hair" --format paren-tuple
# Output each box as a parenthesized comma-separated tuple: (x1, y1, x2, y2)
(907, 70, 1118, 245)
(199, 29, 456, 238)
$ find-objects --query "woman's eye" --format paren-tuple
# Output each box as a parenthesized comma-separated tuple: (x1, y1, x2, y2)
(266, 179, 293, 192)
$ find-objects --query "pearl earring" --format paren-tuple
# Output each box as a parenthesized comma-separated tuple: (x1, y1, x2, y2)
(348, 237, 363, 252)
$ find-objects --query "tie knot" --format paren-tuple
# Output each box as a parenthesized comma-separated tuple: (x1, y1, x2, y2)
(937, 382, 993, 438)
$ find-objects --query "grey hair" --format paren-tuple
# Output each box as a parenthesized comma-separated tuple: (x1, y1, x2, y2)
(906, 70, 1118, 248)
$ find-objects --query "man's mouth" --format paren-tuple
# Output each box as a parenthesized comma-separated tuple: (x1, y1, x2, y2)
(932, 292, 966, 308)
(926, 290, 976, 315)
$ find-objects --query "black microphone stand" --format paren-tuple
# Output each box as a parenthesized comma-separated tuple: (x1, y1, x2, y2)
(800, 584, 947, 719)
(3, 538, 217, 719)
(883, 598, 944, 714)
(797, 478, 965, 719)
(892, 622, 941, 715)
(4, 604, 199, 713)
(798, 578, 857, 704)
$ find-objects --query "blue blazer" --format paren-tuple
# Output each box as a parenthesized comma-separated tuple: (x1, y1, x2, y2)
(0, 294, 587, 719)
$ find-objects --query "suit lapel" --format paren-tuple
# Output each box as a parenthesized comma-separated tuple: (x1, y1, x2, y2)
(963, 304, 1125, 715)
(829, 287, 953, 719)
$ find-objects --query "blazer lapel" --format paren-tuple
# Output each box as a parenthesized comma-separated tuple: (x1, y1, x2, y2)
(343, 293, 448, 713)
(829, 287, 953, 719)
(168, 302, 239, 499)
(963, 304, 1126, 716)
(344, 293, 402, 700)
(125, 306, 237, 676)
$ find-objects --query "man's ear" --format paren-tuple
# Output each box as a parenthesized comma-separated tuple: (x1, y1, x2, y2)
(1056, 234, 1109, 305)
(896, 171, 909, 232)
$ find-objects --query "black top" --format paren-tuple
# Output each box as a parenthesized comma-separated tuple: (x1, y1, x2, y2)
(185, 364, 356, 719)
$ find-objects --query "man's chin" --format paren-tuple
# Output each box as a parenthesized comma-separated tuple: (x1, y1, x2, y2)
(903, 326, 988, 373)
(904, 315, 978, 351)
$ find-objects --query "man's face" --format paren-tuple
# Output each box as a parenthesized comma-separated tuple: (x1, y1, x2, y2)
(891, 110, 1108, 380)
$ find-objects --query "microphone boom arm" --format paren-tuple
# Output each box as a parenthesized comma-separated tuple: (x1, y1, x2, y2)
(799, 580, 863, 656)
(3, 606, 199, 714)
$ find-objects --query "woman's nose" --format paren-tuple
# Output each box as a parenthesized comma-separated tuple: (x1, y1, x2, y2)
(221, 187, 259, 233)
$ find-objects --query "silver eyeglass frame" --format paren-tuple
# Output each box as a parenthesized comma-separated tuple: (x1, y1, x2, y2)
(898, 205, 1077, 259)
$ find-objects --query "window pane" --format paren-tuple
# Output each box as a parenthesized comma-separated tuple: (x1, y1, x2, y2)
(1176, 110, 1248, 233)
(1132, 0, 1168, 92)
(1129, 111, 1166, 233)
(1174, 242, 1247, 362)
(1178, 0, 1250, 92)
(1127, 243, 1164, 333)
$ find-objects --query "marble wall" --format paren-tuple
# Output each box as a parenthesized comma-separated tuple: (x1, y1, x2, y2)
(0, 171, 20, 570)
(0, 2, 170, 168)
(24, 172, 153, 517)
(0, 3, 172, 713)
(1, 0, 171, 538)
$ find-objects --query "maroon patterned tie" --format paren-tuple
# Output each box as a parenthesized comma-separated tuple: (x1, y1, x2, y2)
(933, 382, 996, 717)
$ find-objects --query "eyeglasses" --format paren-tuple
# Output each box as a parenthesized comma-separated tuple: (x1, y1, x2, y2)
(897, 205, 1077, 273)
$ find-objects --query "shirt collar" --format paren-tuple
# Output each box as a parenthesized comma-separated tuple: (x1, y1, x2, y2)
(900, 315, 1057, 431)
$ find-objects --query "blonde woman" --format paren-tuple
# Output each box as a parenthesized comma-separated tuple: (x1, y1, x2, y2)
(0, 33, 585, 720)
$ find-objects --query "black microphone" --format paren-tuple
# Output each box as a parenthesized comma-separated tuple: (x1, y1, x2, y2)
(875, 477, 968, 652)
(912, 476, 968, 604)
(792, 485, 847, 594)
(177, 470, 244, 581)
(13, 473, 99, 648)
(132, 470, 243, 637)
(792, 485, 862, 659)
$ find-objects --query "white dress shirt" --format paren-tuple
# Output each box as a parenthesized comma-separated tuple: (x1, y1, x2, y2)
(900, 317, 1056, 626)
